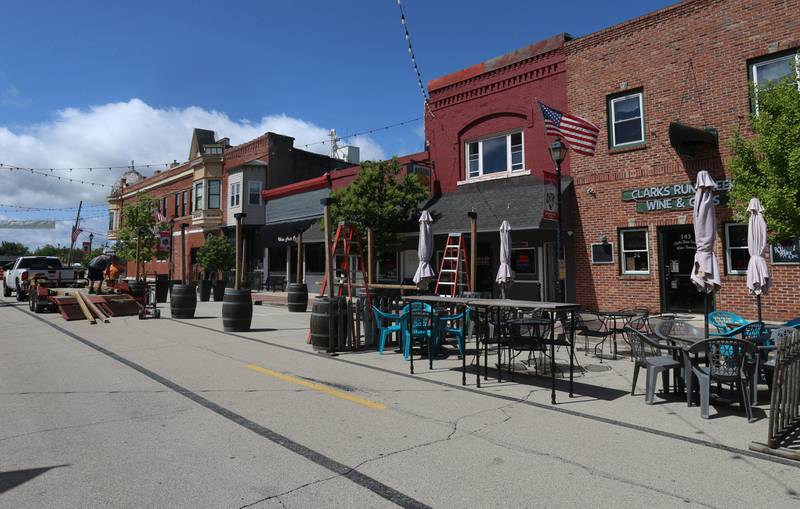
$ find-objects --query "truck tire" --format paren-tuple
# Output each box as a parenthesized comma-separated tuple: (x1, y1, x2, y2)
(15, 281, 26, 302)
(2, 282, 10, 298)
(29, 291, 36, 312)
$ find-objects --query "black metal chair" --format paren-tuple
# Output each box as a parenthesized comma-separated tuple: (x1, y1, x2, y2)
(685, 338, 758, 422)
(577, 311, 614, 363)
(624, 327, 683, 402)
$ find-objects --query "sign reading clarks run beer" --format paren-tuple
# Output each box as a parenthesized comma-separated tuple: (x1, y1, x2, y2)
(622, 178, 731, 212)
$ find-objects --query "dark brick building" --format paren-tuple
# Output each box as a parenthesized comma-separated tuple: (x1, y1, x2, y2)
(566, 0, 800, 319)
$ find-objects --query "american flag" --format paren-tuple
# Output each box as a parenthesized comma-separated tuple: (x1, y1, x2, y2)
(538, 101, 600, 156)
(154, 208, 166, 223)
(71, 225, 81, 243)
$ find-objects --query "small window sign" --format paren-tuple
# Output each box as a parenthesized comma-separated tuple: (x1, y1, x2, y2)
(770, 239, 800, 265)
(591, 243, 614, 264)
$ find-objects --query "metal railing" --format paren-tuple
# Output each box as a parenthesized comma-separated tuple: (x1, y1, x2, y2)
(768, 329, 800, 449)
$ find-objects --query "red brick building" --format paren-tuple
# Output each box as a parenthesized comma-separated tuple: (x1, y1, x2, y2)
(565, 0, 800, 319)
(107, 129, 349, 283)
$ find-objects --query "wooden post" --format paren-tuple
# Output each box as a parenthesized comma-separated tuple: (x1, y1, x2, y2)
(296, 232, 303, 284)
(468, 211, 477, 292)
(234, 213, 246, 290)
(135, 232, 142, 281)
(367, 228, 374, 286)
(180, 223, 188, 285)
(322, 199, 334, 300)
(241, 236, 248, 290)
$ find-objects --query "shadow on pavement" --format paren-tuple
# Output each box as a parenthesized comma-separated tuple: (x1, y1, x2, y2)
(0, 465, 68, 494)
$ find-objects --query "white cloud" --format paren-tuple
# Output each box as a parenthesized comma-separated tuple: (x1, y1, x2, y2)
(0, 98, 386, 248)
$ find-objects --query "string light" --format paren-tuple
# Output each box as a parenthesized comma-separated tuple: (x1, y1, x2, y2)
(395, 0, 435, 118)
(0, 161, 180, 172)
(0, 203, 106, 211)
(297, 116, 423, 149)
(0, 165, 114, 188)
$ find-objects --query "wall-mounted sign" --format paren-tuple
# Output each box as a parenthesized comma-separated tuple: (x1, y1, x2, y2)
(591, 243, 614, 264)
(622, 178, 731, 213)
(770, 239, 800, 265)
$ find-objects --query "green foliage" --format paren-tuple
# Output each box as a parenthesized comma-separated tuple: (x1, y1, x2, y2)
(729, 66, 800, 239)
(113, 194, 169, 267)
(31, 244, 87, 265)
(196, 233, 234, 277)
(0, 241, 29, 256)
(329, 158, 428, 252)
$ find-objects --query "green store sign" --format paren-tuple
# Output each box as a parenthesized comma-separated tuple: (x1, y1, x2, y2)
(622, 178, 731, 213)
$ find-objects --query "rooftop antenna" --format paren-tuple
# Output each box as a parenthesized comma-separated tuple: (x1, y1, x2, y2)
(329, 129, 341, 160)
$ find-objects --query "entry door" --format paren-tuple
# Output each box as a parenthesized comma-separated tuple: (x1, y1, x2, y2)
(658, 226, 705, 313)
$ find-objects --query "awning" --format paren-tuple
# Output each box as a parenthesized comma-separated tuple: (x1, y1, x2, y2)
(263, 219, 318, 248)
(265, 187, 330, 225)
(668, 122, 718, 157)
(424, 175, 572, 235)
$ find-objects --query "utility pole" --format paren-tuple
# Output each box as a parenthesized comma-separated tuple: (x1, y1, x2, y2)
(67, 201, 83, 265)
(329, 129, 341, 160)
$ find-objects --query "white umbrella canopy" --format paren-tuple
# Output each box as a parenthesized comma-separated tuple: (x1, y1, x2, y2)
(746, 197, 770, 296)
(690, 170, 721, 294)
(496, 221, 514, 295)
(413, 210, 435, 288)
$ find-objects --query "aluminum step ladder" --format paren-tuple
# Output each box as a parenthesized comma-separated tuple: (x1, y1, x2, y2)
(434, 233, 470, 297)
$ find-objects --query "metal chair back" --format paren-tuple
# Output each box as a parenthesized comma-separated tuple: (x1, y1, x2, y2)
(625, 327, 661, 366)
(689, 338, 756, 383)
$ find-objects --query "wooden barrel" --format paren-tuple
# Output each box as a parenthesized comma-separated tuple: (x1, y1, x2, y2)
(222, 289, 252, 332)
(309, 296, 344, 351)
(170, 284, 197, 319)
(287, 283, 309, 312)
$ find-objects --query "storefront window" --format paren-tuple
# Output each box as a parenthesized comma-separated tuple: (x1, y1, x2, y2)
(608, 91, 644, 147)
(465, 131, 524, 179)
(725, 223, 749, 274)
(510, 249, 538, 280)
(268, 246, 287, 272)
(620, 228, 649, 274)
(304, 243, 326, 273)
(377, 252, 399, 282)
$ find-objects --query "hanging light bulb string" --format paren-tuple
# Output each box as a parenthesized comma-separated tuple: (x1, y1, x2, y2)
(396, 0, 435, 119)
(0, 202, 107, 211)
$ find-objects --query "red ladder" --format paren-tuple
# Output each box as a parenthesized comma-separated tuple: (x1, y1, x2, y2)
(434, 233, 470, 297)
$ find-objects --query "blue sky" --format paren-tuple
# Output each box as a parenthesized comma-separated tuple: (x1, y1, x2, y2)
(0, 0, 675, 247)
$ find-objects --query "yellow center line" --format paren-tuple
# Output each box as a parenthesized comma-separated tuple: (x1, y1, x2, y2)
(244, 364, 386, 410)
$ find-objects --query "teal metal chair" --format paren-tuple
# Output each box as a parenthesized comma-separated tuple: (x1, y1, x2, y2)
(399, 302, 435, 361)
(372, 306, 402, 354)
(436, 306, 471, 355)
(708, 311, 749, 335)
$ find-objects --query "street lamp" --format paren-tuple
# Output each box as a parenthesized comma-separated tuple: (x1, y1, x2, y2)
(549, 137, 567, 302)
(88, 233, 94, 254)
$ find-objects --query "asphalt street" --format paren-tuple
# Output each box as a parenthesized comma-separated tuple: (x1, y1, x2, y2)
(1, 297, 799, 508)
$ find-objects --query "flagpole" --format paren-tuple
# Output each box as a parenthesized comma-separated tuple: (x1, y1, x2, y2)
(67, 200, 83, 266)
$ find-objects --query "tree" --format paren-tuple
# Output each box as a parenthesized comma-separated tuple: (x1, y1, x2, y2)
(0, 241, 29, 256)
(196, 233, 234, 279)
(329, 158, 428, 252)
(113, 194, 168, 278)
(729, 66, 800, 239)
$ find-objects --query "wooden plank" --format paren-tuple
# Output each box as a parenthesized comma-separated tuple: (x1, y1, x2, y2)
(79, 291, 110, 322)
(74, 292, 96, 324)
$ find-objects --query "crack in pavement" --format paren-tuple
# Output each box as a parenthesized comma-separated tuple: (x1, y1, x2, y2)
(0, 407, 193, 443)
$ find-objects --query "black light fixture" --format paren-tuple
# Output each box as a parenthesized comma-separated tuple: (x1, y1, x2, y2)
(549, 138, 567, 165)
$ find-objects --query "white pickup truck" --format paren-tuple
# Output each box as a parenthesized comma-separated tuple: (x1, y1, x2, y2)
(2, 256, 82, 301)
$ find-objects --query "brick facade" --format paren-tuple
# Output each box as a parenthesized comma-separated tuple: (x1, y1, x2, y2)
(565, 0, 800, 320)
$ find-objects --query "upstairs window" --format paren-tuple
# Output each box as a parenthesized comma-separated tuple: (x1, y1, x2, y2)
(230, 182, 241, 207)
(174, 193, 180, 217)
(207, 179, 221, 209)
(608, 91, 644, 148)
(750, 50, 799, 111)
(205, 145, 223, 155)
(108, 211, 116, 231)
(194, 181, 204, 210)
(248, 181, 262, 205)
(465, 131, 524, 179)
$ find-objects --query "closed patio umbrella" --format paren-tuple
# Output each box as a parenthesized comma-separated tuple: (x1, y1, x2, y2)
(746, 197, 770, 322)
(413, 210, 435, 289)
(690, 170, 721, 338)
(496, 220, 514, 298)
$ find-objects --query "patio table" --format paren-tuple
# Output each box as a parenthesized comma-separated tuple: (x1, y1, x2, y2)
(464, 298, 581, 404)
